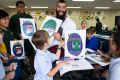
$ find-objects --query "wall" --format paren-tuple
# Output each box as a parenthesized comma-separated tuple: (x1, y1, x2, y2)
(7, 9, 120, 30)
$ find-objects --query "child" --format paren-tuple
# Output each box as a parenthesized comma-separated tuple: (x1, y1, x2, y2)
(0, 58, 17, 80)
(0, 29, 17, 80)
(0, 9, 23, 80)
(32, 30, 68, 80)
(86, 27, 98, 51)
(97, 31, 120, 80)
(0, 9, 14, 55)
(108, 31, 120, 80)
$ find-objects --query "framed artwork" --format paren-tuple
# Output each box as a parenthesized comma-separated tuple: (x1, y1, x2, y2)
(40, 16, 62, 38)
(65, 30, 86, 58)
(20, 18, 36, 39)
(10, 40, 25, 59)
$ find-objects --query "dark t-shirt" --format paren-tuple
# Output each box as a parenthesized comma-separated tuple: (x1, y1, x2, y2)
(96, 21, 102, 32)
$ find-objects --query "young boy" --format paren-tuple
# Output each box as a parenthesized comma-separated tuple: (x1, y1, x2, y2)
(86, 27, 98, 51)
(32, 30, 68, 80)
(0, 29, 17, 80)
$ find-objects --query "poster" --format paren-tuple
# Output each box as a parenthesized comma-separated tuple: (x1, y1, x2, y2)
(20, 18, 36, 39)
(10, 40, 25, 59)
(40, 16, 62, 38)
(65, 30, 86, 58)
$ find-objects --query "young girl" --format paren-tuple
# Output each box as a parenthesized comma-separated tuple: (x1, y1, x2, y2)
(0, 9, 24, 80)
(32, 30, 68, 80)
(0, 29, 17, 80)
(0, 9, 14, 55)
(108, 31, 120, 80)
(98, 31, 120, 80)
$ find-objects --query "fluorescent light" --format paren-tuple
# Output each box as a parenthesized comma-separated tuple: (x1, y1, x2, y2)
(113, 0, 120, 2)
(8, 6, 16, 8)
(67, 7, 81, 9)
(31, 7, 48, 9)
(72, 0, 94, 1)
(8, 6, 27, 8)
(95, 7, 110, 9)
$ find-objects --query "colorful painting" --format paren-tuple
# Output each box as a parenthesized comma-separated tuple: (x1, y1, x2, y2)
(65, 30, 86, 58)
(20, 18, 36, 39)
(10, 40, 25, 59)
(40, 16, 62, 37)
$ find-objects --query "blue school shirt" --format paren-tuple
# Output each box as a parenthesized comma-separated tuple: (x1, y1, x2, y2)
(34, 49, 57, 80)
(86, 35, 98, 51)
(0, 59, 5, 79)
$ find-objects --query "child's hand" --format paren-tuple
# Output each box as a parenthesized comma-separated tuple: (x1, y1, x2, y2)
(97, 50, 105, 56)
(8, 63, 17, 71)
(5, 71, 15, 79)
(8, 55, 15, 60)
(101, 54, 111, 61)
(58, 61, 69, 67)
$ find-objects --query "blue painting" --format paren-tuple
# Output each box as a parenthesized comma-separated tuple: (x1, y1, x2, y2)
(67, 33, 83, 56)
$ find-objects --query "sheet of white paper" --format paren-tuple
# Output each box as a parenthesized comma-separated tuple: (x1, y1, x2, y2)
(86, 48, 96, 53)
(65, 30, 86, 58)
(85, 54, 110, 66)
(57, 59, 93, 76)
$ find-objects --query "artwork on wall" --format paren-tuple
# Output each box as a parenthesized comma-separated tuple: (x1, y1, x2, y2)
(40, 16, 62, 38)
(65, 30, 86, 58)
(20, 18, 36, 39)
(10, 40, 25, 59)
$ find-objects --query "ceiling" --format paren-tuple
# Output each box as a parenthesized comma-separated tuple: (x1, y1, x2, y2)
(0, 0, 120, 9)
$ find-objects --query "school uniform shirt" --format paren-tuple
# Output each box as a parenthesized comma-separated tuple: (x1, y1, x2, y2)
(50, 17, 76, 47)
(109, 58, 120, 80)
(34, 49, 57, 80)
(0, 59, 5, 79)
(86, 35, 98, 51)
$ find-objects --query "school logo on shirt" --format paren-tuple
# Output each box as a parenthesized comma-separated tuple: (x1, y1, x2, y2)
(67, 33, 83, 56)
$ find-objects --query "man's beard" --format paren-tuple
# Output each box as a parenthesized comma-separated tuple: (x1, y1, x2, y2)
(56, 10, 66, 21)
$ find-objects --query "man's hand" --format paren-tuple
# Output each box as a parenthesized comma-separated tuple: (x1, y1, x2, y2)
(54, 32, 61, 41)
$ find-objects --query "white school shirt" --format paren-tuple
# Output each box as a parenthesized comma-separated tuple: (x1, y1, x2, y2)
(34, 49, 57, 80)
(109, 58, 120, 80)
(0, 59, 5, 79)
